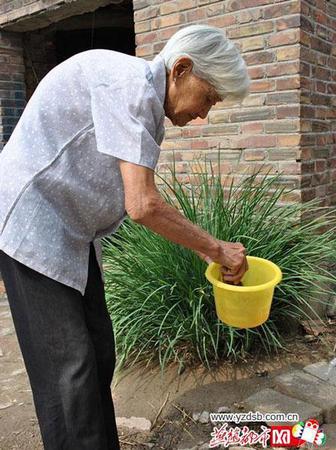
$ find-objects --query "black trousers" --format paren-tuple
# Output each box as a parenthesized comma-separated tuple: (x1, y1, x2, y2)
(0, 244, 120, 450)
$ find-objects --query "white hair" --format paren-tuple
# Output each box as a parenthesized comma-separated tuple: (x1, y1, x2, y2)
(159, 24, 250, 101)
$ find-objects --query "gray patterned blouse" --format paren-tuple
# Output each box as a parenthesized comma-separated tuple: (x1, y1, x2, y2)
(0, 50, 166, 294)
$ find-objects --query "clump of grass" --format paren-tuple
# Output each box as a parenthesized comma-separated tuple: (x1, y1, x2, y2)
(102, 154, 336, 372)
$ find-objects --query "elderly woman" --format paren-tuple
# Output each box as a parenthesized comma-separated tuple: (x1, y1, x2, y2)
(0, 25, 249, 449)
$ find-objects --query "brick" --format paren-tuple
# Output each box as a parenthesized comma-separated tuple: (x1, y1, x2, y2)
(134, 21, 151, 33)
(277, 135, 301, 147)
(242, 94, 266, 107)
(241, 122, 264, 134)
(208, 14, 236, 28)
(156, 13, 185, 29)
(240, 36, 265, 52)
(134, 6, 159, 22)
(158, 25, 181, 40)
(266, 92, 300, 105)
(300, 30, 311, 47)
(231, 107, 275, 122)
(268, 29, 300, 47)
(227, 0, 273, 12)
(178, 0, 197, 10)
(136, 32, 158, 46)
(250, 80, 276, 93)
(275, 370, 336, 423)
(248, 66, 266, 79)
(206, 150, 241, 161)
(206, 3, 224, 17)
(269, 148, 298, 161)
(302, 188, 316, 202)
(276, 15, 301, 30)
(191, 139, 217, 150)
(133, 0, 150, 10)
(266, 61, 299, 77)
(236, 162, 278, 174)
(304, 362, 336, 386)
(228, 21, 273, 38)
(182, 127, 201, 138)
(245, 389, 322, 426)
(190, 117, 207, 126)
(160, 1, 179, 15)
(244, 50, 275, 65)
(186, 8, 206, 21)
(208, 111, 230, 124)
(238, 9, 262, 23)
(164, 128, 182, 139)
(276, 76, 300, 90)
(161, 140, 191, 150)
(243, 150, 267, 161)
(276, 45, 300, 61)
(277, 106, 300, 119)
(234, 135, 277, 149)
(301, 15, 314, 33)
(265, 121, 299, 133)
(264, 1, 300, 19)
(280, 190, 301, 202)
(202, 124, 239, 136)
(135, 45, 153, 57)
(153, 42, 165, 53)
(279, 161, 301, 175)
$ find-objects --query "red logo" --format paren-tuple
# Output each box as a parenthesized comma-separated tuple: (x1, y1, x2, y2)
(270, 426, 302, 447)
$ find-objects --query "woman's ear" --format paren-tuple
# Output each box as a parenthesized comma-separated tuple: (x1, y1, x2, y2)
(171, 57, 193, 81)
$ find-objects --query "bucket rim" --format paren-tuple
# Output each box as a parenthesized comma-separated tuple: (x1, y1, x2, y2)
(205, 255, 282, 292)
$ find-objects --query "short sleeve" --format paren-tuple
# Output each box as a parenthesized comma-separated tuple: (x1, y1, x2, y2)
(90, 79, 163, 170)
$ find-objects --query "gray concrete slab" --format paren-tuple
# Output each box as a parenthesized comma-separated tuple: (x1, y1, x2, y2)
(243, 388, 323, 426)
(323, 424, 336, 450)
(304, 361, 336, 387)
(275, 370, 336, 423)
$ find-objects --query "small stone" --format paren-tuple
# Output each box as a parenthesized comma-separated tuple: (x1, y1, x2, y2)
(217, 406, 230, 413)
(11, 368, 26, 376)
(198, 411, 210, 424)
(192, 412, 200, 421)
(0, 402, 14, 410)
(116, 416, 151, 431)
(0, 327, 14, 336)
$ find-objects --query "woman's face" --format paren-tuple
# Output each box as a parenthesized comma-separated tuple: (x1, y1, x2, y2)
(164, 57, 222, 127)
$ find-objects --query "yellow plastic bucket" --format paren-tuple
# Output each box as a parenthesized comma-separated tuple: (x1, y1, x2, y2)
(205, 256, 282, 329)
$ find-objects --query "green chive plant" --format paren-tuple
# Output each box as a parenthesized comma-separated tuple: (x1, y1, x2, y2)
(103, 154, 336, 372)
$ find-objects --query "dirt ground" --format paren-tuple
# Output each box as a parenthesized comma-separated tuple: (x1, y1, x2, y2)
(1, 279, 335, 450)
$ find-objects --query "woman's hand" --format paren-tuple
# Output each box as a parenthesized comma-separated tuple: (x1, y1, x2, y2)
(217, 241, 248, 284)
(195, 240, 248, 285)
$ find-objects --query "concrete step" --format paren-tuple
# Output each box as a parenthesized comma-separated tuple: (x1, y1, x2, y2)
(304, 361, 336, 387)
(275, 370, 336, 423)
(243, 388, 323, 426)
(323, 424, 336, 449)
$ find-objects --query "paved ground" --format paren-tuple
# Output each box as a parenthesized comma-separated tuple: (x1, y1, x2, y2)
(1, 279, 336, 449)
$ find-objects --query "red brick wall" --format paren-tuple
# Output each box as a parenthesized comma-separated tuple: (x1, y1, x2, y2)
(1, 0, 335, 208)
(300, 0, 336, 206)
(133, 0, 303, 203)
(0, 31, 26, 150)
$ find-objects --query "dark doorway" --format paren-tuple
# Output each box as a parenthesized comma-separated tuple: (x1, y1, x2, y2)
(55, 1, 135, 63)
(56, 26, 135, 63)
